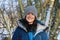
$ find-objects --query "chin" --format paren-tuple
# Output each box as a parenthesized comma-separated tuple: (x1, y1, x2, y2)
(28, 20, 33, 23)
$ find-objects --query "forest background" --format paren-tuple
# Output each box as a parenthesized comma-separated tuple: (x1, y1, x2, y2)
(0, 0, 60, 40)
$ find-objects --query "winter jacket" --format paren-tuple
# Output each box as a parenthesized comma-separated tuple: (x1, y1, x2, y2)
(12, 20, 48, 40)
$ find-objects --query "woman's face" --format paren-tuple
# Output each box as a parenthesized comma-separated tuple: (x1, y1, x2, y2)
(26, 13, 35, 24)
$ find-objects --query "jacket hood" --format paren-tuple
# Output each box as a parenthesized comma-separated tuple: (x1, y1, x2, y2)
(24, 6, 37, 17)
(17, 20, 47, 37)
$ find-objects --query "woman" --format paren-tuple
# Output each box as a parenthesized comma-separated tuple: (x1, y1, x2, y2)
(12, 6, 48, 40)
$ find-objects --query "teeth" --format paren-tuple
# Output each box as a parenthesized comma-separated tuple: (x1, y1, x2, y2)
(28, 18, 32, 19)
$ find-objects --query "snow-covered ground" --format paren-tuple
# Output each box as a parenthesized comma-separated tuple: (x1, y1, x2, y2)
(0, 34, 2, 40)
(0, 28, 9, 40)
(0, 28, 15, 40)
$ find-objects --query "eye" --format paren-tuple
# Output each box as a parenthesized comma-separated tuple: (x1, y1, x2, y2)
(28, 12, 34, 15)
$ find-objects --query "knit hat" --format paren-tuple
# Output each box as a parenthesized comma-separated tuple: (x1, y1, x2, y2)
(24, 6, 37, 17)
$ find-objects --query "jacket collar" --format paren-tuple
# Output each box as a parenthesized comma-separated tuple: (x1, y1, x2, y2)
(17, 20, 47, 37)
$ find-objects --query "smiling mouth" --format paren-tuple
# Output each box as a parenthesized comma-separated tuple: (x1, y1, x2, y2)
(28, 17, 33, 20)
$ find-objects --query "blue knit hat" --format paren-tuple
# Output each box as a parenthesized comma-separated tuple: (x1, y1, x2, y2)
(24, 6, 37, 17)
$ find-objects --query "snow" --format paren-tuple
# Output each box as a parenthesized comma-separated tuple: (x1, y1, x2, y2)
(57, 32, 60, 40)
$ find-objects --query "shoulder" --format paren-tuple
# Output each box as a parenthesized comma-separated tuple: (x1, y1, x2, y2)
(37, 20, 49, 31)
(36, 20, 45, 26)
(14, 27, 21, 33)
(35, 20, 47, 33)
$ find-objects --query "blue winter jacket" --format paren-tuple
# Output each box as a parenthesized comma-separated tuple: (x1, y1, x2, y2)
(12, 20, 48, 40)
